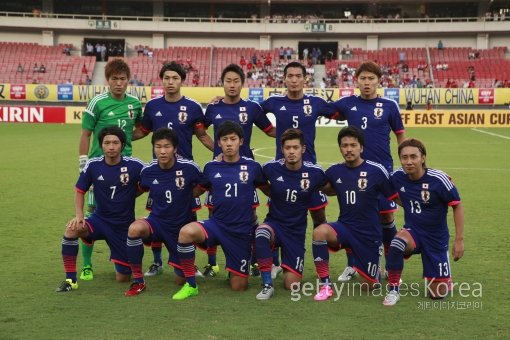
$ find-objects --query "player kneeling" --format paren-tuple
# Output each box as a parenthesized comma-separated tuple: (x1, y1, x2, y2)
(383, 139, 464, 306)
(56, 127, 144, 292)
(124, 128, 204, 296)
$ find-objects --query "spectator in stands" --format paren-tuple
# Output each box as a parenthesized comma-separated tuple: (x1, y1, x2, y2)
(137, 45, 144, 56)
(192, 72, 200, 87)
(85, 75, 92, 85)
(279, 46, 285, 61)
(16, 63, 24, 73)
(468, 51, 475, 60)
(63, 45, 71, 56)
(82, 64, 88, 74)
(402, 63, 409, 73)
(264, 54, 272, 67)
(95, 43, 101, 60)
(320, 77, 326, 89)
(129, 75, 143, 86)
(251, 54, 258, 66)
(86, 43, 94, 56)
(437, 40, 444, 50)
(65, 79, 73, 85)
(303, 47, 309, 62)
(39, 64, 46, 73)
(285, 47, 293, 61)
(239, 56, 247, 69)
(405, 100, 413, 110)
(100, 44, 107, 61)
(342, 44, 352, 59)
(33, 63, 39, 73)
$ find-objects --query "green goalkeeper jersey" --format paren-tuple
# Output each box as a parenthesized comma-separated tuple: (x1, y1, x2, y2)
(82, 91, 143, 157)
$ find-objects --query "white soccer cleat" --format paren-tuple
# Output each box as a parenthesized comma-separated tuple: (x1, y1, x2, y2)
(271, 264, 282, 279)
(337, 266, 356, 282)
(256, 284, 274, 300)
(383, 291, 401, 306)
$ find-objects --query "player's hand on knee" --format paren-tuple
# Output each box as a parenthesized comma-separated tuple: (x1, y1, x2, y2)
(66, 217, 85, 232)
(453, 239, 464, 261)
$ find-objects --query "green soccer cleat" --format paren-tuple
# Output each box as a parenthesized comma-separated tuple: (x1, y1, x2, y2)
(80, 265, 94, 281)
(172, 283, 199, 300)
(55, 279, 78, 292)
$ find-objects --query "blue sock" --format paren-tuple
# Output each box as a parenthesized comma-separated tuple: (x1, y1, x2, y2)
(152, 246, 162, 266)
(177, 242, 196, 287)
(255, 227, 273, 286)
(62, 236, 79, 282)
(127, 236, 145, 283)
(382, 221, 397, 266)
(272, 248, 280, 266)
(312, 240, 330, 283)
(386, 237, 406, 292)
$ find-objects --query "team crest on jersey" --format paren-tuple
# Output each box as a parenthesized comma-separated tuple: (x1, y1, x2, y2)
(239, 171, 249, 183)
(300, 178, 310, 191)
(127, 104, 134, 119)
(303, 105, 312, 116)
(178, 111, 188, 123)
(421, 183, 430, 202)
(175, 176, 185, 189)
(373, 107, 383, 118)
(120, 173, 130, 185)
(358, 178, 368, 190)
(239, 111, 248, 124)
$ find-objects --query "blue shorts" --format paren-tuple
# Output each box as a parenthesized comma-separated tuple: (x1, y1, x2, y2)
(326, 222, 381, 283)
(260, 221, 305, 277)
(378, 195, 398, 214)
(309, 190, 328, 211)
(199, 220, 251, 277)
(140, 216, 183, 269)
(82, 214, 131, 272)
(405, 228, 452, 282)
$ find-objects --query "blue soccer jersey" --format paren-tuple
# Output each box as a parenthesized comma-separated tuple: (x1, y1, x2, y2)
(261, 94, 339, 163)
(332, 95, 404, 172)
(390, 168, 461, 248)
(76, 156, 145, 226)
(326, 160, 395, 241)
(263, 159, 328, 236)
(200, 157, 267, 234)
(140, 96, 205, 160)
(140, 158, 203, 229)
(204, 99, 273, 158)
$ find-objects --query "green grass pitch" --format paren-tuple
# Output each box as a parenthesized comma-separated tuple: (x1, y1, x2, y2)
(0, 123, 509, 338)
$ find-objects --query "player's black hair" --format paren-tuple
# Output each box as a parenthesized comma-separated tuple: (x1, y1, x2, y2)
(284, 61, 306, 77)
(221, 64, 245, 84)
(398, 138, 427, 167)
(159, 61, 186, 81)
(355, 60, 382, 79)
(337, 125, 364, 147)
(151, 127, 179, 148)
(281, 128, 305, 146)
(217, 120, 244, 140)
(98, 126, 126, 150)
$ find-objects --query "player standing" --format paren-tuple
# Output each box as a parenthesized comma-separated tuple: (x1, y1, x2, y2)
(255, 129, 328, 300)
(312, 126, 396, 301)
(172, 121, 268, 300)
(124, 128, 204, 296)
(203, 63, 275, 277)
(383, 138, 464, 306)
(331, 61, 405, 281)
(132, 61, 213, 277)
(56, 127, 144, 292)
(78, 59, 143, 281)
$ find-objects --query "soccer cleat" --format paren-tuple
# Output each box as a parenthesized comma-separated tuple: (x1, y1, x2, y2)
(250, 264, 260, 277)
(172, 283, 199, 300)
(271, 264, 282, 279)
(383, 290, 401, 306)
(337, 266, 356, 282)
(256, 284, 274, 300)
(203, 264, 220, 277)
(79, 265, 94, 281)
(195, 265, 204, 278)
(124, 282, 146, 296)
(55, 279, 78, 292)
(144, 263, 163, 277)
(314, 284, 334, 301)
